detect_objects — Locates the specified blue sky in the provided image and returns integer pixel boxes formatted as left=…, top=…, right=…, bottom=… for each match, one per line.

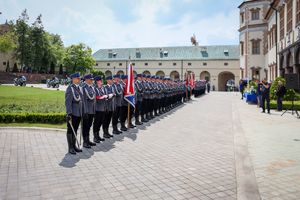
left=0, top=0, right=241, bottom=52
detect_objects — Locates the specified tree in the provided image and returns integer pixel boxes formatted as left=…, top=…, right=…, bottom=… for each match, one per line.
left=63, top=43, right=95, bottom=74
left=15, top=9, right=32, bottom=69
left=0, top=31, right=17, bottom=53
left=30, top=14, right=47, bottom=73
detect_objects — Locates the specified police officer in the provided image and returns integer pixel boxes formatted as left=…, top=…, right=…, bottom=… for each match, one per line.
left=82, top=74, right=96, bottom=148
left=103, top=76, right=115, bottom=138
left=65, top=72, right=83, bottom=154
left=134, top=74, right=143, bottom=125
left=93, top=76, right=107, bottom=143
left=120, top=75, right=128, bottom=131
left=141, top=74, right=149, bottom=122
left=112, top=74, right=123, bottom=134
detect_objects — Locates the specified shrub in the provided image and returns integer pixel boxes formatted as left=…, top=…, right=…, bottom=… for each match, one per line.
left=270, top=77, right=300, bottom=101
left=0, top=113, right=66, bottom=124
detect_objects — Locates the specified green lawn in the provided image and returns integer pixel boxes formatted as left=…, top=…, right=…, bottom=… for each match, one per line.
left=0, top=85, right=65, bottom=113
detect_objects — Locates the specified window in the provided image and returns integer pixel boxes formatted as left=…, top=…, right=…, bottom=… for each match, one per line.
left=113, top=53, right=117, bottom=58
left=224, top=63, right=228, bottom=66
left=240, top=12, right=244, bottom=23
left=96, top=63, right=98, bottom=66
left=107, top=63, right=110, bottom=66
left=240, top=42, right=244, bottom=55
left=173, top=63, right=177, bottom=66
left=145, top=63, right=148, bottom=66
left=251, top=10, right=260, bottom=20
left=287, top=0, right=293, bottom=33
left=3, top=62, right=6, bottom=65
left=188, top=63, right=192, bottom=66
left=132, top=63, right=135, bottom=66
left=159, top=63, right=162, bottom=66
left=280, top=7, right=285, bottom=39
left=252, top=40, right=261, bottom=55
left=136, top=51, right=141, bottom=58
left=203, top=62, right=207, bottom=66
left=108, top=52, right=112, bottom=58
left=119, top=63, right=122, bottom=66
left=297, top=0, right=300, bottom=25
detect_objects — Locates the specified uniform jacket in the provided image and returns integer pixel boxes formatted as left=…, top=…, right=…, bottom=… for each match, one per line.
left=65, top=84, right=83, bottom=117
left=81, top=83, right=96, bottom=114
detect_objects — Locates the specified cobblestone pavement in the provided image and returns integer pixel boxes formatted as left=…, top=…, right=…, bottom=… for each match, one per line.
left=236, top=96, right=300, bottom=200
left=0, top=92, right=299, bottom=200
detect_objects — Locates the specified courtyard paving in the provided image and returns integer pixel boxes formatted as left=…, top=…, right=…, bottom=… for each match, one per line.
left=0, top=92, right=299, bottom=200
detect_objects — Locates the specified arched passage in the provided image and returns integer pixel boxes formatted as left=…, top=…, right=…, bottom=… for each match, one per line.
left=105, top=70, right=112, bottom=77
left=117, top=70, right=125, bottom=75
left=156, top=70, right=165, bottom=78
left=133, top=70, right=137, bottom=77
left=218, top=71, right=235, bottom=91
left=200, top=71, right=210, bottom=81
left=170, top=70, right=180, bottom=80
left=143, top=70, right=151, bottom=75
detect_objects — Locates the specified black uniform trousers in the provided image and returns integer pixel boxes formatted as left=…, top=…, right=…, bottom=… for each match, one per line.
left=135, top=101, right=142, bottom=119
left=67, top=115, right=81, bottom=147
left=120, top=106, right=128, bottom=123
left=93, top=111, right=105, bottom=133
left=262, top=94, right=270, bottom=112
left=103, top=111, right=113, bottom=129
left=112, top=106, right=121, bottom=126
left=83, top=114, right=94, bottom=141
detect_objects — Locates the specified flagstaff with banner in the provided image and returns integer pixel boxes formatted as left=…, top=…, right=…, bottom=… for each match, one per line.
left=124, top=62, right=135, bottom=128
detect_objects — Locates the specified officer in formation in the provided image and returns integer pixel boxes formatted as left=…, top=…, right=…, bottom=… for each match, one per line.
left=65, top=72, right=189, bottom=155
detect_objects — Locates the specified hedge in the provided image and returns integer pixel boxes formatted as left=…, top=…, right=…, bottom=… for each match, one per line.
left=0, top=113, right=66, bottom=124
left=269, top=101, right=300, bottom=110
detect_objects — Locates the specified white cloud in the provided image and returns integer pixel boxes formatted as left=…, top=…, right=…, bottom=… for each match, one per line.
left=59, top=0, right=239, bottom=51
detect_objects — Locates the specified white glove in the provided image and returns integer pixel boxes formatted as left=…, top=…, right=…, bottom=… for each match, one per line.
left=101, top=95, right=108, bottom=99
left=108, top=94, right=114, bottom=99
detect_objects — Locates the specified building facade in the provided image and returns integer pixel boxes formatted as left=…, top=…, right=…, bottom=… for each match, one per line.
left=93, top=45, right=240, bottom=91
left=239, top=0, right=300, bottom=88
left=239, top=0, right=271, bottom=81
left=0, top=22, right=18, bottom=72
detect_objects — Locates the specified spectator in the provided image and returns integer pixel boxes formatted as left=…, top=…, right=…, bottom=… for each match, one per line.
left=261, top=78, right=271, bottom=114
left=207, top=81, right=211, bottom=93
left=256, top=80, right=262, bottom=108
left=239, top=79, right=244, bottom=100
left=275, top=81, right=286, bottom=111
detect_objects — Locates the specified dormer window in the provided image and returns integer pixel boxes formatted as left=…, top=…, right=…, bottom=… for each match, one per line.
left=163, top=51, right=168, bottom=57
left=136, top=49, right=141, bottom=58
left=224, top=50, right=229, bottom=56
left=112, top=52, right=117, bottom=58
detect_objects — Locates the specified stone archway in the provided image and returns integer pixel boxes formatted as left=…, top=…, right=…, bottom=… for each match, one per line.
left=133, top=70, right=137, bottom=77
left=143, top=70, right=151, bottom=75
left=200, top=71, right=210, bottom=81
left=156, top=70, right=165, bottom=78
left=170, top=70, right=180, bottom=80
left=105, top=70, right=112, bottom=77
left=117, top=70, right=125, bottom=75
left=218, top=71, right=235, bottom=91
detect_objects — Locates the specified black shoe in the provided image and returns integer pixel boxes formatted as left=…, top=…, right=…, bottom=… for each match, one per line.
left=141, top=118, right=148, bottom=122
left=129, top=123, right=136, bottom=128
left=99, top=137, right=105, bottom=142
left=83, top=142, right=91, bottom=148
left=74, top=146, right=82, bottom=152
left=121, top=123, right=128, bottom=131
left=94, top=138, right=100, bottom=143
left=268, top=111, right=270, bottom=114
left=113, top=130, right=121, bottom=135
left=89, top=140, right=96, bottom=146
left=135, top=120, right=143, bottom=125
left=261, top=111, right=265, bottom=113
left=69, top=149, right=76, bottom=154
left=103, top=133, right=111, bottom=138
